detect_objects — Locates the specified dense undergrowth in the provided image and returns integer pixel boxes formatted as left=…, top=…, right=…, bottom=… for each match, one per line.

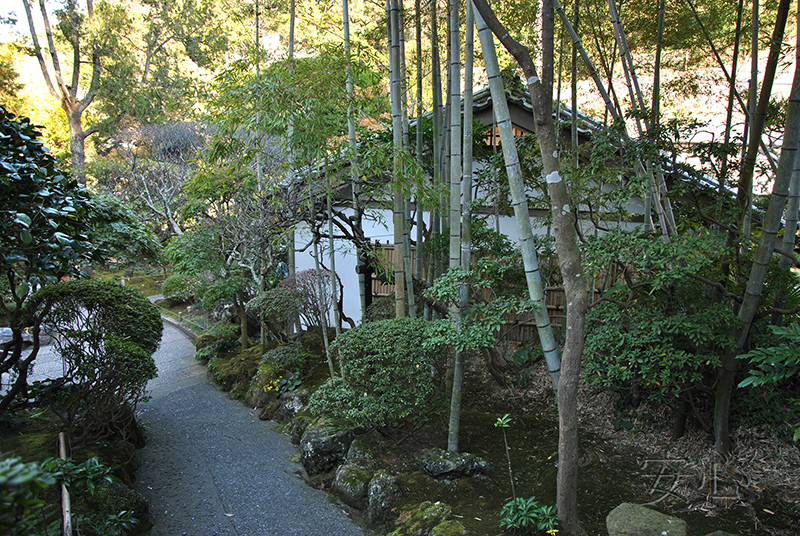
left=195, top=311, right=800, bottom=536
left=1, top=271, right=161, bottom=535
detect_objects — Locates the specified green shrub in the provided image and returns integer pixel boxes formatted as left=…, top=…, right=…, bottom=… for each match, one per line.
left=584, top=299, right=735, bottom=402
left=582, top=229, right=737, bottom=404
left=82, top=480, right=148, bottom=536
left=194, top=346, right=216, bottom=364
left=499, top=496, right=559, bottom=533
left=738, top=324, right=800, bottom=440
left=308, top=318, right=449, bottom=427
left=261, top=345, right=307, bottom=372
left=364, top=296, right=394, bottom=322
left=0, top=456, right=54, bottom=534
left=196, top=320, right=240, bottom=353
left=31, top=279, right=161, bottom=448
left=161, top=273, right=203, bottom=303
left=247, top=287, right=303, bottom=341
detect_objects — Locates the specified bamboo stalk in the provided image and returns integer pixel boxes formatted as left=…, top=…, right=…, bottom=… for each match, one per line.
left=59, top=432, right=72, bottom=536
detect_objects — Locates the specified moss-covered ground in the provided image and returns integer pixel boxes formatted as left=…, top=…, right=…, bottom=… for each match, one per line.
left=202, top=329, right=798, bottom=536
left=44, top=271, right=792, bottom=536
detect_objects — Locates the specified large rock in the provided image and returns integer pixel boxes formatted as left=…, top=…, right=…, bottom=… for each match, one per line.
left=0, top=327, right=35, bottom=346
left=344, top=433, right=380, bottom=471
left=299, top=418, right=354, bottom=475
left=607, top=503, right=688, bottom=536
left=387, top=501, right=465, bottom=536
left=244, top=370, right=280, bottom=415
left=421, top=447, right=492, bottom=480
left=274, top=389, right=308, bottom=422
left=333, top=463, right=373, bottom=509
left=368, top=470, right=400, bottom=523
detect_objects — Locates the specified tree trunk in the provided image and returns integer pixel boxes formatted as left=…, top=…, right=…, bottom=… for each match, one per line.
left=771, top=165, right=800, bottom=325
left=448, top=0, right=462, bottom=275
left=736, top=0, right=790, bottom=233
left=389, top=0, right=407, bottom=318
left=474, top=2, right=590, bottom=533
left=342, top=0, right=367, bottom=321
left=23, top=0, right=100, bottom=186
left=67, top=106, right=88, bottom=183
left=743, top=0, right=760, bottom=237
left=448, top=0, right=473, bottom=454
left=235, top=290, right=250, bottom=348
left=429, top=0, right=444, bottom=294
left=473, top=3, right=561, bottom=395
left=313, top=237, right=336, bottom=377
left=716, top=7, right=800, bottom=456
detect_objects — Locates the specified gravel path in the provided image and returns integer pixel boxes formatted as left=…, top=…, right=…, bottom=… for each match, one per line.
left=133, top=320, right=366, bottom=536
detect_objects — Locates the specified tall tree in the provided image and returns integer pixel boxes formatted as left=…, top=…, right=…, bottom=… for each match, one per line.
left=95, top=122, right=204, bottom=239
left=735, top=0, right=790, bottom=235
left=715, top=0, right=798, bottom=457
left=22, top=0, right=103, bottom=184
left=447, top=0, right=474, bottom=454
left=474, top=1, right=591, bottom=533
left=389, top=0, right=408, bottom=318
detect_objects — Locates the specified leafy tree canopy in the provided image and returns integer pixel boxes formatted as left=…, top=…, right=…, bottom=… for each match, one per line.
left=0, top=105, right=95, bottom=297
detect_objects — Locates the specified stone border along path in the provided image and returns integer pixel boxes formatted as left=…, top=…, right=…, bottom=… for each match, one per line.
left=134, top=318, right=367, bottom=535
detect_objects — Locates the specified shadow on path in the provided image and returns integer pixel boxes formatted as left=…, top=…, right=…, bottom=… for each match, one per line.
left=135, top=322, right=365, bottom=536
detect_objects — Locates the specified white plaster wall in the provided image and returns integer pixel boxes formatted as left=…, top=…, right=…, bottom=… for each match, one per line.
left=294, top=207, right=395, bottom=326
left=295, top=194, right=645, bottom=326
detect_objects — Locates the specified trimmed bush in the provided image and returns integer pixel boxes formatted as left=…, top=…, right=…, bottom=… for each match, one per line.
left=195, top=320, right=240, bottom=354
left=246, top=287, right=303, bottom=341
left=308, top=318, right=449, bottom=427
left=261, top=345, right=307, bottom=372
left=161, top=273, right=202, bottom=303
left=31, top=279, right=161, bottom=447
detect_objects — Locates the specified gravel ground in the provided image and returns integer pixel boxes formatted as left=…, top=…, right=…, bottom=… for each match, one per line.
left=133, top=320, right=366, bottom=536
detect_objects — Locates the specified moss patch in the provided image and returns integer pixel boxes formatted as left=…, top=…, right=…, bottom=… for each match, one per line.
left=206, top=345, right=261, bottom=399
left=387, top=501, right=464, bottom=536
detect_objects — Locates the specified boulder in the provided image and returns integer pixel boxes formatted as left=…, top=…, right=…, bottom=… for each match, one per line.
left=333, top=463, right=373, bottom=509
left=274, top=389, right=308, bottom=422
left=244, top=370, right=280, bottom=415
left=344, top=434, right=380, bottom=471
left=299, top=418, right=354, bottom=475
left=368, top=470, right=401, bottom=523
left=0, top=327, right=33, bottom=346
left=288, top=415, right=311, bottom=445
left=607, top=503, right=688, bottom=536
left=387, top=501, right=465, bottom=536
left=421, top=447, right=492, bottom=480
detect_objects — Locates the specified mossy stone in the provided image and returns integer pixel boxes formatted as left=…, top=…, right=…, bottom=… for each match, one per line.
left=388, top=501, right=454, bottom=536
left=333, top=463, right=373, bottom=509
left=430, top=519, right=467, bottom=536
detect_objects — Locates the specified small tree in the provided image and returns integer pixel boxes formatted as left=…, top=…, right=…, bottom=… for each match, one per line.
left=31, top=279, right=161, bottom=449
left=246, top=287, right=303, bottom=347
left=279, top=269, right=333, bottom=337
left=0, top=106, right=95, bottom=415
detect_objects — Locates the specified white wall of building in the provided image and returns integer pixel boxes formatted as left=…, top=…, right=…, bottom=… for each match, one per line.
left=294, top=197, right=644, bottom=326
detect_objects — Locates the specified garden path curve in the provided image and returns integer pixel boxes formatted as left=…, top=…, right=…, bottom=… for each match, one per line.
left=134, top=319, right=366, bottom=536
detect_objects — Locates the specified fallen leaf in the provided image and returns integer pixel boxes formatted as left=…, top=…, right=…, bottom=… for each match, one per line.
left=763, top=509, right=775, bottom=515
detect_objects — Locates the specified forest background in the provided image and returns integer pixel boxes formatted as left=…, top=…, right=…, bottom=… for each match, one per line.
left=1, top=0, right=799, bottom=535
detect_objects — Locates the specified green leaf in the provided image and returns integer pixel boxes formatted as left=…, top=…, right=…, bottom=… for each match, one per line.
left=14, top=213, right=31, bottom=226
left=20, top=229, right=32, bottom=244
